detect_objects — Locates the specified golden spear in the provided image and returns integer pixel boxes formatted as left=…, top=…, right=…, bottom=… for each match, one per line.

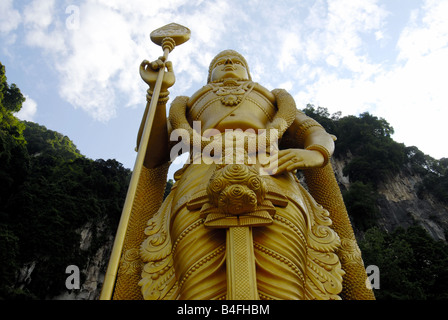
left=100, top=23, right=190, bottom=300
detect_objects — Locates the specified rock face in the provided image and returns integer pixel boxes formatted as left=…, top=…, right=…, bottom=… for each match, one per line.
left=332, top=156, right=448, bottom=241
left=16, top=261, right=37, bottom=291
left=375, top=167, right=448, bottom=241
left=51, top=219, right=115, bottom=300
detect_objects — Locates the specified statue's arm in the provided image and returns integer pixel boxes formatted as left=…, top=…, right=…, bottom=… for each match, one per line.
left=265, top=89, right=335, bottom=175
left=287, top=110, right=335, bottom=166
left=137, top=58, right=175, bottom=169
left=136, top=96, right=170, bottom=169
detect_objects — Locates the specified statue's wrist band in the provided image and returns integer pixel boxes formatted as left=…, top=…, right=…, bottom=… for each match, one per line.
left=146, top=89, right=170, bottom=105
left=305, top=144, right=331, bottom=167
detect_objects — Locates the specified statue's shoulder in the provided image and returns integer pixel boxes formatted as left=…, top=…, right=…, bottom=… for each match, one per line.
left=187, top=84, right=214, bottom=108
left=251, top=82, right=276, bottom=104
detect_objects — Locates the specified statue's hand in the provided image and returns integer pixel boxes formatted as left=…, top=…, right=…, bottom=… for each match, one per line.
left=263, top=148, right=325, bottom=175
left=140, top=56, right=175, bottom=92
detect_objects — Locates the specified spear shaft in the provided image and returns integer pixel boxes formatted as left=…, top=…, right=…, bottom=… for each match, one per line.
left=100, top=24, right=190, bottom=300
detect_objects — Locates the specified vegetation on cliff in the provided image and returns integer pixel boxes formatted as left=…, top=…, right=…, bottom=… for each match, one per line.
left=304, top=105, right=448, bottom=228
left=359, top=226, right=448, bottom=300
left=0, top=63, right=130, bottom=299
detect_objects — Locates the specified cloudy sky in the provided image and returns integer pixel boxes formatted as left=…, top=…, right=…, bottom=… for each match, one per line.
left=1, top=0, right=447, bottom=178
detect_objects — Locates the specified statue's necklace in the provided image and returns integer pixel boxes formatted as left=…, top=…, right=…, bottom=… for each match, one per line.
left=210, top=79, right=253, bottom=107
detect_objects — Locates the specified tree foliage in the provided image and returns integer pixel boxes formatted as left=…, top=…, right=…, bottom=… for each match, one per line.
left=164, top=179, right=174, bottom=200
left=8, top=156, right=130, bottom=299
left=360, top=226, right=448, bottom=300
left=304, top=104, right=448, bottom=234
left=0, top=62, right=131, bottom=299
left=0, top=128, right=131, bottom=298
left=0, top=63, right=26, bottom=138
left=342, top=181, right=379, bottom=232
left=304, top=104, right=406, bottom=187
left=414, top=155, right=448, bottom=203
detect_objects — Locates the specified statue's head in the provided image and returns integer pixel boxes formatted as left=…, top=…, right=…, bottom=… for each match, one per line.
left=207, top=50, right=252, bottom=83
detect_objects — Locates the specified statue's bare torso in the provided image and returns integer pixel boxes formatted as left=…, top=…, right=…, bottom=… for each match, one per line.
left=187, top=80, right=277, bottom=133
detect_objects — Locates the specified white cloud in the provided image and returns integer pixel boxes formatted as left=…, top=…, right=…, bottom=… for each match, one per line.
left=23, top=0, right=54, bottom=28
left=278, top=32, right=302, bottom=72
left=302, top=0, right=388, bottom=74
left=294, top=0, right=448, bottom=159
left=291, top=0, right=389, bottom=110
left=56, top=2, right=142, bottom=121
left=15, top=95, right=37, bottom=121
left=0, top=0, right=21, bottom=35
left=278, top=81, right=293, bottom=92
left=25, top=0, right=242, bottom=122
left=375, top=0, right=448, bottom=159
left=397, top=0, right=448, bottom=61
left=294, top=72, right=378, bottom=116
left=21, top=0, right=67, bottom=54
left=374, top=30, right=384, bottom=40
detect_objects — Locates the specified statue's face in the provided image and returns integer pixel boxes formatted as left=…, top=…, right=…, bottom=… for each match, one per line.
left=210, top=55, right=249, bottom=82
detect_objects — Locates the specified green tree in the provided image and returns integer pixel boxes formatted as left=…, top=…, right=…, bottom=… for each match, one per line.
left=416, top=156, right=448, bottom=204
left=164, top=179, right=174, bottom=200
left=0, top=63, right=131, bottom=298
left=23, top=121, right=82, bottom=160
left=360, top=226, right=448, bottom=300
left=4, top=146, right=130, bottom=298
left=10, top=154, right=130, bottom=298
left=0, top=63, right=26, bottom=139
left=336, top=113, right=406, bottom=186
left=304, top=106, right=408, bottom=228
left=342, top=181, right=379, bottom=231
left=304, top=106, right=407, bottom=186
left=0, top=64, right=25, bottom=113
left=0, top=62, right=29, bottom=298
left=303, top=104, right=339, bottom=135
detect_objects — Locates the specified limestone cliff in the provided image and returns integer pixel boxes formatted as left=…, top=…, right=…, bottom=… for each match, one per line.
left=52, top=219, right=114, bottom=300
left=332, top=156, right=448, bottom=241
left=375, top=166, right=448, bottom=241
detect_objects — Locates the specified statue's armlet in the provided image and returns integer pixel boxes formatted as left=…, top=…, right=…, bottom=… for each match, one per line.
left=284, top=111, right=335, bottom=166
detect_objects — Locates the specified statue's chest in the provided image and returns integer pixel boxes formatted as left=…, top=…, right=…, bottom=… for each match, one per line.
left=212, top=82, right=250, bottom=107
left=188, top=81, right=276, bottom=129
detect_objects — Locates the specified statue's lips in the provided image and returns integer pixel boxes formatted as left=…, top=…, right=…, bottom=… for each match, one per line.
left=223, top=66, right=236, bottom=71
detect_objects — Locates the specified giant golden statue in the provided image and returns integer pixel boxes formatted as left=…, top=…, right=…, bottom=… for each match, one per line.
left=101, top=24, right=375, bottom=301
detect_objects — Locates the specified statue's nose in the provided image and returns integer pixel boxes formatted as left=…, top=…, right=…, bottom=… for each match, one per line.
left=225, top=58, right=233, bottom=65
